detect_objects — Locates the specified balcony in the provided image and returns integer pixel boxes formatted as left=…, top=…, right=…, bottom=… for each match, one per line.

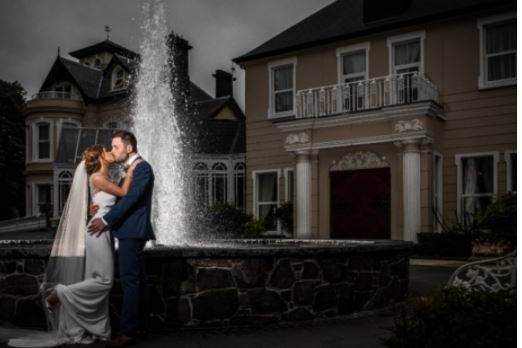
left=25, top=91, right=85, bottom=116
left=31, top=91, right=82, bottom=101
left=296, top=73, right=439, bottom=119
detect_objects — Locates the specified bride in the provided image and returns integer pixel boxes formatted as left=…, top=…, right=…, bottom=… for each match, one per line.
left=7, top=144, right=141, bottom=347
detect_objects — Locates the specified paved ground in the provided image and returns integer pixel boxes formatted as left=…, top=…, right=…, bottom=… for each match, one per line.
left=0, top=262, right=458, bottom=348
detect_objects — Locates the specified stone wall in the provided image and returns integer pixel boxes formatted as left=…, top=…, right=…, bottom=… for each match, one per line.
left=0, top=240, right=411, bottom=329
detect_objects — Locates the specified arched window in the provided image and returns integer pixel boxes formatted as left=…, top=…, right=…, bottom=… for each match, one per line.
left=58, top=171, right=73, bottom=213
left=193, top=162, right=209, bottom=206
left=111, top=67, right=126, bottom=90
left=234, top=162, right=245, bottom=210
left=211, top=163, right=227, bottom=205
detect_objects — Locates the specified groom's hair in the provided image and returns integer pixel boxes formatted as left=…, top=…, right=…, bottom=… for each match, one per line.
left=112, top=130, right=138, bottom=153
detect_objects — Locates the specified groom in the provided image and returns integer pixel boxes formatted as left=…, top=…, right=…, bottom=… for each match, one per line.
left=88, top=130, right=155, bottom=346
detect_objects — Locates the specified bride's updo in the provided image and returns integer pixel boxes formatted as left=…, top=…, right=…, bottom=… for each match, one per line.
left=83, top=145, right=105, bottom=175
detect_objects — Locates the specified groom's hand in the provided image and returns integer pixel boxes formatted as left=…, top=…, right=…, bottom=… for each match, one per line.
left=88, top=218, right=107, bottom=238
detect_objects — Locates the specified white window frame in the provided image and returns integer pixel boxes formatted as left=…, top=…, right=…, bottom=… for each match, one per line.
left=268, top=57, right=297, bottom=118
left=211, top=162, right=228, bottom=205
left=194, top=162, right=210, bottom=206
left=432, top=152, right=443, bottom=232
left=477, top=12, right=516, bottom=89
left=54, top=169, right=73, bottom=217
left=31, top=180, right=53, bottom=217
left=336, top=42, right=370, bottom=84
left=111, top=66, right=126, bottom=91
left=505, top=150, right=516, bottom=193
left=252, top=169, right=281, bottom=233
left=455, top=151, right=499, bottom=219
left=234, top=162, right=246, bottom=210
left=387, top=30, right=425, bottom=75
left=284, top=167, right=294, bottom=202
left=31, top=120, right=54, bottom=162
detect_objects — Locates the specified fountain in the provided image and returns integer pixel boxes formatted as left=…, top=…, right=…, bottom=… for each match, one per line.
left=0, top=0, right=413, bottom=329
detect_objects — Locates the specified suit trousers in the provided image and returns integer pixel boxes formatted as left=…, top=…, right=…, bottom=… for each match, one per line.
left=118, top=238, right=148, bottom=336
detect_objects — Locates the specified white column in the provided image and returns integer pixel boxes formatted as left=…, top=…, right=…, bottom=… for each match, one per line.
left=396, top=140, right=421, bottom=242
left=295, top=150, right=313, bottom=239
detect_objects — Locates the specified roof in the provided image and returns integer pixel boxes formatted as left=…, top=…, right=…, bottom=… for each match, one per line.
left=40, top=57, right=103, bottom=100
left=233, top=0, right=515, bottom=64
left=69, top=39, right=139, bottom=60
left=191, top=120, right=245, bottom=154
left=195, top=96, right=245, bottom=120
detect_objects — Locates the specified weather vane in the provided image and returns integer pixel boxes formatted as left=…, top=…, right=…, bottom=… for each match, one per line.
left=104, top=25, right=111, bottom=40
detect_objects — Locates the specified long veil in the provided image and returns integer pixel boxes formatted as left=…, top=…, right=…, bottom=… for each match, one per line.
left=5, top=160, right=89, bottom=347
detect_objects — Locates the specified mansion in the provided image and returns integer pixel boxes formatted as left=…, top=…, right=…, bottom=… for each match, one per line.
left=24, top=36, right=245, bottom=220
left=233, top=0, right=516, bottom=241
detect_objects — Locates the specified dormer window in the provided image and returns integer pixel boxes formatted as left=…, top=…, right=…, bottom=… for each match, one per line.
left=111, top=67, right=126, bottom=91
left=94, top=58, right=102, bottom=68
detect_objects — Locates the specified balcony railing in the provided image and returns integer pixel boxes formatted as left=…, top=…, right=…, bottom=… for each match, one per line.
left=31, top=91, right=82, bottom=101
left=296, top=73, right=439, bottom=119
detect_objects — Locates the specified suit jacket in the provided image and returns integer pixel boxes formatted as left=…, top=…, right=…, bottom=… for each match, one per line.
left=104, top=160, right=155, bottom=240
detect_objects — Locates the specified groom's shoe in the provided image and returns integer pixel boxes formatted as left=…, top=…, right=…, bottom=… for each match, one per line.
left=105, top=335, right=136, bottom=347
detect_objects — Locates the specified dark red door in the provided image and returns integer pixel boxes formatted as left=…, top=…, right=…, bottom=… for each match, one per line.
left=330, top=167, right=391, bottom=239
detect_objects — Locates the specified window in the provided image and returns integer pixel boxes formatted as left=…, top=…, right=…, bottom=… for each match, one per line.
left=111, top=67, right=126, bottom=90
left=268, top=57, right=296, bottom=118
left=432, top=153, right=443, bottom=232
left=211, top=163, right=227, bottom=205
left=234, top=162, right=245, bottom=210
left=36, top=184, right=53, bottom=216
left=94, top=58, right=102, bottom=68
left=387, top=31, right=425, bottom=75
left=54, top=83, right=72, bottom=96
left=35, top=122, right=51, bottom=160
left=58, top=171, right=73, bottom=213
left=478, top=13, right=516, bottom=88
left=456, top=153, right=498, bottom=223
left=194, top=162, right=209, bottom=206
left=254, top=170, right=280, bottom=231
left=505, top=151, right=516, bottom=193
left=284, top=168, right=294, bottom=203
left=337, top=43, right=369, bottom=83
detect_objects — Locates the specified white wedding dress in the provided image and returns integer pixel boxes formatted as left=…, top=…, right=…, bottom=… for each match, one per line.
left=5, top=172, right=116, bottom=347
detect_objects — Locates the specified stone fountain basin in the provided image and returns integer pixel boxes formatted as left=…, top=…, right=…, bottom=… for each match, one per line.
left=0, top=238, right=413, bottom=328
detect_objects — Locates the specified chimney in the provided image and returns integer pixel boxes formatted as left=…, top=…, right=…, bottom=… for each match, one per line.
left=213, top=69, right=234, bottom=98
left=167, top=32, right=192, bottom=80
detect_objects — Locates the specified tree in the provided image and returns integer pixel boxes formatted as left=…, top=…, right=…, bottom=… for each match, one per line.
left=0, top=79, right=26, bottom=219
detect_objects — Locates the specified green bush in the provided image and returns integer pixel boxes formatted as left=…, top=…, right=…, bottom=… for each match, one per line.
left=383, top=287, right=516, bottom=348
left=205, top=203, right=266, bottom=238
left=474, top=192, right=516, bottom=245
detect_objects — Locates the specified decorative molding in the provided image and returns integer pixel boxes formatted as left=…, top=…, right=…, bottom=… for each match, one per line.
left=394, top=119, right=424, bottom=133
left=285, top=132, right=310, bottom=145
left=330, top=151, right=389, bottom=171
left=275, top=101, right=445, bottom=132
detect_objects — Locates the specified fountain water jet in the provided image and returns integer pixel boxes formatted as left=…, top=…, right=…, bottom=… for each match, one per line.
left=130, top=0, right=190, bottom=245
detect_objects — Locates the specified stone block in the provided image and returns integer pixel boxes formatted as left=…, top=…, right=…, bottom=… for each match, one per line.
left=14, top=296, right=47, bottom=328
left=0, top=274, right=39, bottom=296
left=192, top=289, right=239, bottom=321
left=196, top=268, right=234, bottom=291
left=293, top=280, right=320, bottom=306
left=313, top=285, right=338, bottom=312
left=269, top=259, right=295, bottom=289
left=248, top=289, right=287, bottom=314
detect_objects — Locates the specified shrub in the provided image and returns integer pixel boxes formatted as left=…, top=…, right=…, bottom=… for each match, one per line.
left=275, top=202, right=293, bottom=234
left=383, top=287, right=516, bottom=348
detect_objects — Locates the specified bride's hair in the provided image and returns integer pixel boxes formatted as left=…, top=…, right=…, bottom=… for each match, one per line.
left=83, top=145, right=105, bottom=175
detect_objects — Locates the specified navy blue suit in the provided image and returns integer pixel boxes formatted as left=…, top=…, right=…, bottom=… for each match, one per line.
left=103, top=159, right=155, bottom=336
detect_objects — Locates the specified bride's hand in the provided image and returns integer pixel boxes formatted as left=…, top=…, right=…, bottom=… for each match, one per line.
left=127, top=159, right=143, bottom=175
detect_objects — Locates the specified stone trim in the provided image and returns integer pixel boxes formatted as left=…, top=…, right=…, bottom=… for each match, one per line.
left=330, top=151, right=389, bottom=171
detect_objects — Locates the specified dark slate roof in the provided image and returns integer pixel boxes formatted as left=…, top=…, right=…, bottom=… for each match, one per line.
left=233, top=0, right=515, bottom=63
left=190, top=83, right=213, bottom=102
left=195, top=96, right=244, bottom=120
left=69, top=39, right=139, bottom=60
left=193, top=120, right=245, bottom=154
left=190, top=96, right=245, bottom=154
left=40, top=57, right=103, bottom=100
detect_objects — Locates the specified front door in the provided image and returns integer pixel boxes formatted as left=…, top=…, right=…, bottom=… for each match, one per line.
left=330, top=167, right=391, bottom=239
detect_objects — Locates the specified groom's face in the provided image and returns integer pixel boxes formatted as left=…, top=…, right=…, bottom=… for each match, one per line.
left=111, top=137, right=133, bottom=163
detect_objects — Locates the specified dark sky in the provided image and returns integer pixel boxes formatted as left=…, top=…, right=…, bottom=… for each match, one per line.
left=0, top=0, right=334, bottom=108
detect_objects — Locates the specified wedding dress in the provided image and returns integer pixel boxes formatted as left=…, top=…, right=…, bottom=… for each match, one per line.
left=5, top=164, right=116, bottom=347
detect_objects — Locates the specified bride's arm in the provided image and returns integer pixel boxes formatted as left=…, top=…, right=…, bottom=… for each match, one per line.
left=92, top=160, right=142, bottom=197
